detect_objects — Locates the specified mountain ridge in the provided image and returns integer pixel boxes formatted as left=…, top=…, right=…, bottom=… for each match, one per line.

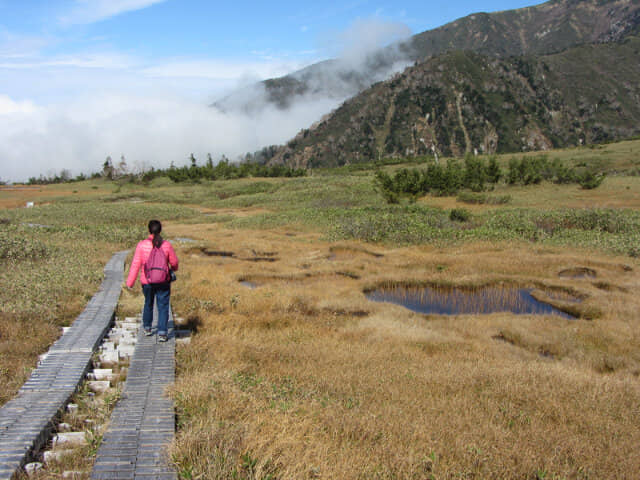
left=215, top=0, right=640, bottom=114
left=267, top=34, right=640, bottom=167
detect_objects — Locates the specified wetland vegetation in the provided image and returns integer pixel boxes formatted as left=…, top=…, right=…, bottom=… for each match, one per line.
left=1, top=139, right=639, bottom=478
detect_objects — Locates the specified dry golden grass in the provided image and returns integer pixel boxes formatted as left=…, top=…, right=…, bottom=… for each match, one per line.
left=0, top=182, right=111, bottom=209
left=422, top=176, right=640, bottom=211
left=168, top=223, right=640, bottom=479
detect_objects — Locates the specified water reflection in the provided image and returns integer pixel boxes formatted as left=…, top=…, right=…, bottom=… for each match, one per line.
left=366, top=285, right=574, bottom=319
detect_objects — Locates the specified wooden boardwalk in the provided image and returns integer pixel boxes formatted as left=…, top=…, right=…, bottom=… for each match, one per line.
left=0, top=251, right=129, bottom=479
left=90, top=305, right=177, bottom=480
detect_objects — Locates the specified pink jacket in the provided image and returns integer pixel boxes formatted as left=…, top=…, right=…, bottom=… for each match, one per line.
left=126, top=235, right=179, bottom=288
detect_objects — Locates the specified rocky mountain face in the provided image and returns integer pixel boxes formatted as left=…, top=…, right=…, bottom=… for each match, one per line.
left=268, top=35, right=640, bottom=167
left=215, top=0, right=640, bottom=113
left=402, top=0, right=640, bottom=59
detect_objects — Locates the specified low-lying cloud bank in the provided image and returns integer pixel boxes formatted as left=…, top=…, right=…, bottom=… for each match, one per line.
left=0, top=91, right=341, bottom=182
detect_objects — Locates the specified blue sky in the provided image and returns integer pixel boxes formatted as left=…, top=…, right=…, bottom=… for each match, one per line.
left=1, top=0, right=544, bottom=102
left=0, top=0, right=544, bottom=181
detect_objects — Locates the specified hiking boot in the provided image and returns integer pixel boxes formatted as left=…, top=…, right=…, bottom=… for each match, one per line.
left=158, top=334, right=168, bottom=342
left=144, top=328, right=153, bottom=336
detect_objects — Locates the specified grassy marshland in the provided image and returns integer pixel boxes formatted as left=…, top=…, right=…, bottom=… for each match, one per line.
left=1, top=140, right=639, bottom=478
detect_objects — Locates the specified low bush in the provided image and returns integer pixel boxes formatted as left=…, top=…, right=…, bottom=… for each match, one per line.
left=507, top=155, right=578, bottom=185
left=578, top=170, right=606, bottom=189
left=450, top=208, right=471, bottom=222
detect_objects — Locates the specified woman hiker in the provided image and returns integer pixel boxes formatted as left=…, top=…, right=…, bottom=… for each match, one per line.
left=126, top=219, right=179, bottom=342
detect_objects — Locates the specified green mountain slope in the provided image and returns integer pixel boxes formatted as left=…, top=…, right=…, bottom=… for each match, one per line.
left=268, top=35, right=640, bottom=167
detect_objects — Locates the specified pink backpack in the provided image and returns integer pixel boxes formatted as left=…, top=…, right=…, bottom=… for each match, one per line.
left=144, top=242, right=169, bottom=284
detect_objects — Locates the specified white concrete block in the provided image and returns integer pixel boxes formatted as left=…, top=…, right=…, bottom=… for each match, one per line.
left=119, top=336, right=137, bottom=346
left=44, top=449, right=74, bottom=463
left=62, top=327, right=71, bottom=334
left=107, top=330, right=124, bottom=341
left=87, top=381, right=111, bottom=393
left=92, top=369, right=113, bottom=381
left=62, top=471, right=83, bottom=479
left=120, top=322, right=138, bottom=331
left=66, top=404, right=78, bottom=414
left=111, top=331, right=136, bottom=343
left=117, top=345, right=135, bottom=359
left=124, top=317, right=140, bottom=322
left=53, top=432, right=86, bottom=448
left=99, top=350, right=119, bottom=365
left=101, top=341, right=116, bottom=351
left=24, top=462, right=43, bottom=476
left=58, top=422, right=72, bottom=432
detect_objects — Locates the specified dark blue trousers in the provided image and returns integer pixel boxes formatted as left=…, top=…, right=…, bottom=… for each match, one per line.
left=142, top=283, right=170, bottom=335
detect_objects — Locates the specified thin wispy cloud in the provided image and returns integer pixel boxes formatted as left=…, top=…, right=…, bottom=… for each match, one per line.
left=323, top=17, right=412, bottom=59
left=142, top=58, right=309, bottom=81
left=0, top=29, right=50, bottom=59
left=59, top=0, right=167, bottom=25
left=0, top=52, right=136, bottom=70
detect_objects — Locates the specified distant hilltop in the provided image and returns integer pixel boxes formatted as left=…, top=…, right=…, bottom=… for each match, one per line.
left=214, top=0, right=640, bottom=116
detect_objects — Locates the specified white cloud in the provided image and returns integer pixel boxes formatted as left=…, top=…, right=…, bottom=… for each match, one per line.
left=0, top=29, right=51, bottom=60
left=0, top=50, right=316, bottom=106
left=0, top=95, right=37, bottom=115
left=339, top=17, right=411, bottom=58
left=0, top=91, right=340, bottom=182
left=59, top=0, right=168, bottom=25
left=321, top=16, right=412, bottom=59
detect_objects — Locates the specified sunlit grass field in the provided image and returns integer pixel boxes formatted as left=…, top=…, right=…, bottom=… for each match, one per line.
left=1, top=140, right=639, bottom=478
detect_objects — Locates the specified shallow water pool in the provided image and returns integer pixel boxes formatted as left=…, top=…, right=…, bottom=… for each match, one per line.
left=365, top=284, right=575, bottom=319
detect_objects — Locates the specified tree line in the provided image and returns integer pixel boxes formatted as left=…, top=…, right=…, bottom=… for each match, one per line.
left=26, top=152, right=304, bottom=185
left=374, top=154, right=605, bottom=203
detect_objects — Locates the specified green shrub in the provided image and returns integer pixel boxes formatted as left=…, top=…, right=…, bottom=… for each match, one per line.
left=507, top=155, right=579, bottom=185
left=578, top=170, right=606, bottom=189
left=373, top=170, right=399, bottom=204
left=485, top=156, right=502, bottom=183
left=450, top=208, right=471, bottom=222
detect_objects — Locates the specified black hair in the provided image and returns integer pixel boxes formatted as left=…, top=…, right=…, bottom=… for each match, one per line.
left=148, top=219, right=163, bottom=248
